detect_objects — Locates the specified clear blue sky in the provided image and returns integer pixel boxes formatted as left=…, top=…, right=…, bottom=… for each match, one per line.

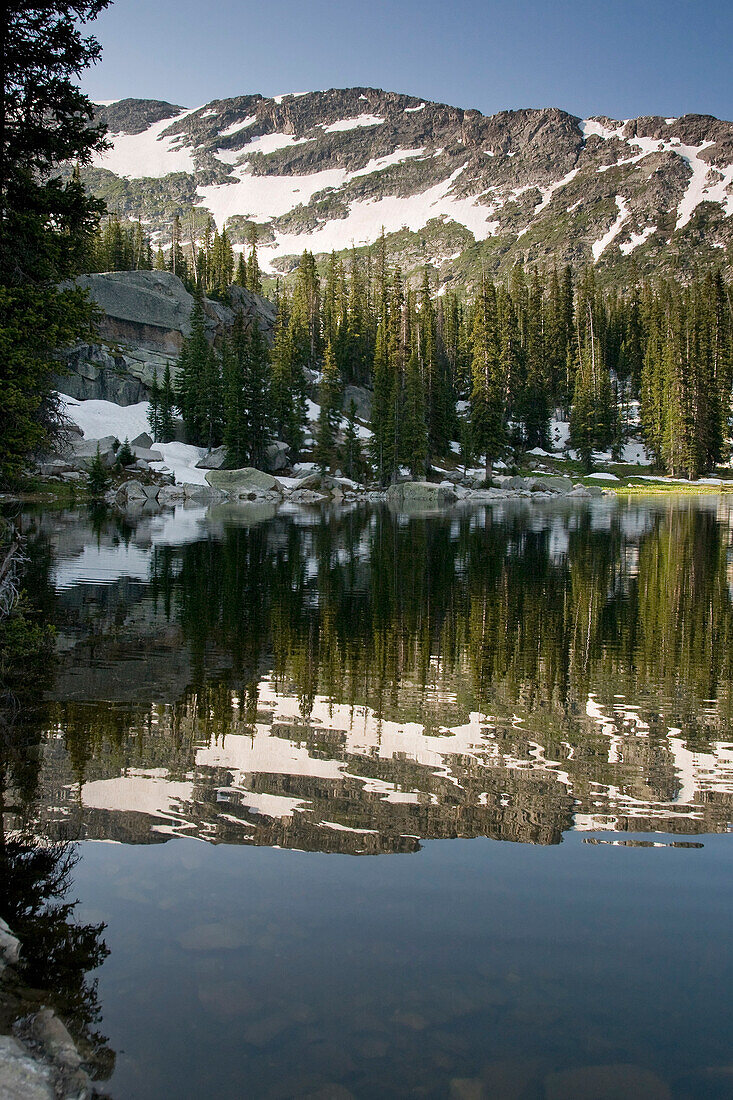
left=81, top=0, right=733, bottom=121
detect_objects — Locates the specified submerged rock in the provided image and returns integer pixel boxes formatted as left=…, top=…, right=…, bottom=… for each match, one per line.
left=0, top=1035, right=55, bottom=1100
left=544, top=1064, right=670, bottom=1100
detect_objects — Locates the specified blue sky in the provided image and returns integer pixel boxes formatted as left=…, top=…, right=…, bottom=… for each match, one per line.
left=81, top=0, right=732, bottom=121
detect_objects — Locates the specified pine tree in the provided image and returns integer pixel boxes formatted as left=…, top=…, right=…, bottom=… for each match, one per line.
left=402, top=342, right=428, bottom=477
left=0, top=0, right=109, bottom=487
left=159, top=362, right=176, bottom=443
left=270, top=290, right=306, bottom=456
left=147, top=368, right=161, bottom=441
left=315, top=341, right=342, bottom=472
left=341, top=400, right=364, bottom=482
left=177, top=289, right=221, bottom=446
left=246, top=224, right=262, bottom=294
left=86, top=446, right=110, bottom=498
left=470, top=275, right=505, bottom=481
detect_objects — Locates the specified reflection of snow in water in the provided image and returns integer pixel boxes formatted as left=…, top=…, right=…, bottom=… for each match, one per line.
left=67, top=676, right=733, bottom=845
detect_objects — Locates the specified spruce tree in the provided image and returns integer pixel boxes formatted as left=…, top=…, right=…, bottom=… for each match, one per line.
left=402, top=343, right=428, bottom=477
left=341, top=400, right=364, bottom=482
left=315, top=341, right=342, bottom=472
left=246, top=224, right=262, bottom=294
left=0, top=0, right=109, bottom=487
left=470, top=275, right=505, bottom=481
left=159, top=362, right=176, bottom=443
left=147, top=368, right=161, bottom=441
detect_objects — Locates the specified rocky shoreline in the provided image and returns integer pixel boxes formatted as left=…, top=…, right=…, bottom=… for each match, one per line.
left=0, top=919, right=104, bottom=1100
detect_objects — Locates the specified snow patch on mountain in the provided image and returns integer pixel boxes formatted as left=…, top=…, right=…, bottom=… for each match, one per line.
left=93, top=109, right=198, bottom=178
left=534, top=168, right=579, bottom=214
left=592, top=195, right=630, bottom=261
left=323, top=114, right=385, bottom=132
left=197, top=165, right=351, bottom=226
left=257, top=165, right=500, bottom=269
left=219, top=116, right=257, bottom=137
left=619, top=225, right=656, bottom=254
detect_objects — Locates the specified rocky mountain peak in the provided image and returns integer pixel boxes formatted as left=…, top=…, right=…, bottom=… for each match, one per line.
left=83, top=87, right=733, bottom=290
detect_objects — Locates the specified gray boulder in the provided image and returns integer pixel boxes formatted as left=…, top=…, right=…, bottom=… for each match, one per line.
left=131, top=432, right=153, bottom=449
left=264, top=440, right=290, bottom=472
left=157, top=485, right=186, bottom=504
left=0, top=916, right=21, bottom=971
left=386, top=481, right=457, bottom=507
left=205, top=468, right=282, bottom=494
left=343, top=384, right=372, bottom=421
left=115, top=479, right=147, bottom=506
left=132, top=446, right=163, bottom=462
left=71, top=434, right=117, bottom=458
left=529, top=475, right=573, bottom=493
left=195, top=446, right=228, bottom=470
left=295, top=471, right=322, bottom=490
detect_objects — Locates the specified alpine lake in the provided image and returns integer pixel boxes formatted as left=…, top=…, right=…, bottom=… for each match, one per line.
left=4, top=493, right=733, bottom=1100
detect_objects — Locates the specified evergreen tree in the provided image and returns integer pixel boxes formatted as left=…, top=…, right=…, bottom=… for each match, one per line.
left=246, top=224, right=262, bottom=294
left=341, top=400, right=364, bottom=482
left=315, top=341, right=342, bottom=472
left=147, top=368, right=161, bottom=441
left=177, top=289, right=222, bottom=447
left=159, top=362, right=176, bottom=443
left=470, top=275, right=505, bottom=480
left=270, top=290, right=306, bottom=456
left=0, top=0, right=109, bottom=487
left=86, top=445, right=110, bottom=498
left=402, top=342, right=428, bottom=477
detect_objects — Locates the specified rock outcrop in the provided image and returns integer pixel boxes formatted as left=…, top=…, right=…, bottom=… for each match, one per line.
left=55, top=271, right=276, bottom=406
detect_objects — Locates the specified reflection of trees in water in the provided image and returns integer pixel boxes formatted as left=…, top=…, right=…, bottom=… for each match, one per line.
left=145, top=503, right=733, bottom=739
left=0, top=838, right=114, bottom=1081
left=20, top=500, right=733, bottom=848
left=0, top=527, right=114, bottom=1081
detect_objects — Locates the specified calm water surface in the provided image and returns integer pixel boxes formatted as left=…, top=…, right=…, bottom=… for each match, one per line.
left=6, top=496, right=733, bottom=1099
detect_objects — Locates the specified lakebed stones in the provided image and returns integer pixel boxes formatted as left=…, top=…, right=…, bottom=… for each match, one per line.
left=544, top=1064, right=670, bottom=1100
left=0, top=1035, right=55, bottom=1100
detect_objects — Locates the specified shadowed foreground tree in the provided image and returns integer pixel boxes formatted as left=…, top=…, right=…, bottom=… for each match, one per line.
left=0, top=0, right=110, bottom=487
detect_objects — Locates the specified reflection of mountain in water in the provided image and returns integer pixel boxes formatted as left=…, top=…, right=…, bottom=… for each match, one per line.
left=16, top=496, right=733, bottom=852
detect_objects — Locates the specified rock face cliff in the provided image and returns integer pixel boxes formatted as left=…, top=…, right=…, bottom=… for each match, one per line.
left=77, top=88, right=733, bottom=290
left=54, top=270, right=275, bottom=404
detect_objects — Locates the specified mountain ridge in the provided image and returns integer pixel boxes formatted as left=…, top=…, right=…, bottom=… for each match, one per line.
left=80, top=87, right=733, bottom=289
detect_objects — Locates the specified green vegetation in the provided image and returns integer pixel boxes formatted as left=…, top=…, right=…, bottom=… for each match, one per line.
left=0, top=0, right=110, bottom=489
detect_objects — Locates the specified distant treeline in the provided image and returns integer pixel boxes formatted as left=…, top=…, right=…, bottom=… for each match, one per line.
left=96, top=218, right=733, bottom=481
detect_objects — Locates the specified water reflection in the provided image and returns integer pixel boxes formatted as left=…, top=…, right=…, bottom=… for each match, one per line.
left=13, top=496, right=733, bottom=851
left=0, top=543, right=113, bottom=1082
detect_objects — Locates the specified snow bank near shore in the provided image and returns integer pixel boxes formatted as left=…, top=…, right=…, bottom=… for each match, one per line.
left=60, top=395, right=209, bottom=485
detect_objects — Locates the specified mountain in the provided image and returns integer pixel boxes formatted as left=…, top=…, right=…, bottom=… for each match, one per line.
left=83, top=88, right=733, bottom=288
